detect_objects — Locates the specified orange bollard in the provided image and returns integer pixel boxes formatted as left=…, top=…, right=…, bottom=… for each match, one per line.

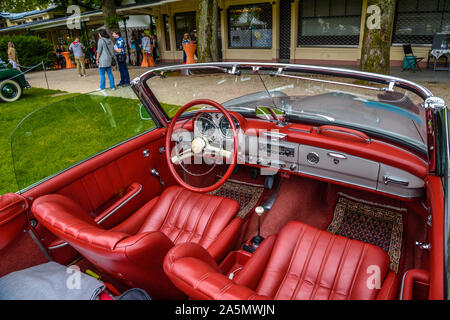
left=182, top=43, right=197, bottom=64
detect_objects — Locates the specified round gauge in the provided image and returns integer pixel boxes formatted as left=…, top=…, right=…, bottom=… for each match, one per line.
left=196, top=113, right=215, bottom=136
left=219, top=116, right=240, bottom=137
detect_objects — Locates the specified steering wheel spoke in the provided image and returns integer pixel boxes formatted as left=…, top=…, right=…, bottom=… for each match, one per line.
left=171, top=148, right=194, bottom=164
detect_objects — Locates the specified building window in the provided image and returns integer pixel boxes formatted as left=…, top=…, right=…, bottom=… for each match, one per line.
left=228, top=3, right=273, bottom=49
left=174, top=12, right=196, bottom=50
left=298, top=0, right=362, bottom=46
left=392, top=0, right=450, bottom=45
left=163, top=15, right=171, bottom=51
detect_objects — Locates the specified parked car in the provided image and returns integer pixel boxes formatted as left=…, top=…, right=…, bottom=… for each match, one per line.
left=0, top=59, right=30, bottom=102
left=0, top=63, right=448, bottom=301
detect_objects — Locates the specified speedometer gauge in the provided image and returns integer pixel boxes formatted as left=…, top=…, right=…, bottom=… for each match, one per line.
left=219, top=116, right=240, bottom=137
left=196, top=113, right=215, bottom=136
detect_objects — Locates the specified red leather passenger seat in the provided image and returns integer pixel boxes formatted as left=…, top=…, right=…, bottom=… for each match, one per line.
left=164, top=221, right=398, bottom=300
left=31, top=186, right=242, bottom=299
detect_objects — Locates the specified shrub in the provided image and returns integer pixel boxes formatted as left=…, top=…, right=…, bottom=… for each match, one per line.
left=0, top=35, right=56, bottom=70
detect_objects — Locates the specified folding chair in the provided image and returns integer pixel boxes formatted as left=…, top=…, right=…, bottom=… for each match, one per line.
left=402, top=44, right=423, bottom=72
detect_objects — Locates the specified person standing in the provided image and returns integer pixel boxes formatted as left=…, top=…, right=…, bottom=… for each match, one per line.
left=96, top=30, right=116, bottom=90
left=69, top=37, right=87, bottom=77
left=181, top=33, right=191, bottom=64
left=7, top=42, right=20, bottom=70
left=140, top=30, right=154, bottom=66
left=151, top=34, right=159, bottom=62
left=112, top=30, right=130, bottom=86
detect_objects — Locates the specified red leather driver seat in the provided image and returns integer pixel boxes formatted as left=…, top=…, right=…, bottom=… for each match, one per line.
left=164, top=221, right=399, bottom=300
left=31, top=186, right=242, bottom=299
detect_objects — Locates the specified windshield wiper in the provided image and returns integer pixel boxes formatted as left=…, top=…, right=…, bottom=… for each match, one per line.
left=269, top=70, right=396, bottom=93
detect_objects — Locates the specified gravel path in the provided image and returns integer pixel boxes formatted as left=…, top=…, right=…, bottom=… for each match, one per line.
left=25, top=64, right=449, bottom=103
left=25, top=65, right=156, bottom=94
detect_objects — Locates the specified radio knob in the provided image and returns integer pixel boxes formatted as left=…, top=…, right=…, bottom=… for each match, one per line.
left=290, top=164, right=297, bottom=171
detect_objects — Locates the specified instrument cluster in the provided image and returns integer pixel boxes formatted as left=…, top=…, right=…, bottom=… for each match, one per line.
left=195, top=112, right=240, bottom=138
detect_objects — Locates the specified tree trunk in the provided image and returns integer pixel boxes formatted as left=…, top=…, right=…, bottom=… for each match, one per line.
left=102, top=0, right=119, bottom=35
left=360, top=0, right=396, bottom=75
left=196, top=0, right=219, bottom=62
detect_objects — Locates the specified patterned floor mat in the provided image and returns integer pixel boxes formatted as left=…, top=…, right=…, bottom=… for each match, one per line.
left=209, top=179, right=264, bottom=219
left=327, top=196, right=403, bottom=272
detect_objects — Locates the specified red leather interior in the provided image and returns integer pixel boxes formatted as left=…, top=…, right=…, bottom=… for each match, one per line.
left=0, top=193, right=29, bottom=253
left=425, top=176, right=444, bottom=300
left=31, top=185, right=241, bottom=299
left=164, top=221, right=397, bottom=300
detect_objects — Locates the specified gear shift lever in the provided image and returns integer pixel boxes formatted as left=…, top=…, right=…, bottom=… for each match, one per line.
left=251, top=206, right=265, bottom=248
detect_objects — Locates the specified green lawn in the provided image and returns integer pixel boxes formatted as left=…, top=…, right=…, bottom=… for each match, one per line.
left=1, top=89, right=79, bottom=194
left=1, top=88, right=163, bottom=193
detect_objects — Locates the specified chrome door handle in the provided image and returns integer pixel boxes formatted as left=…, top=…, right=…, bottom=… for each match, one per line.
left=327, top=152, right=347, bottom=159
left=151, top=168, right=166, bottom=185
left=383, top=175, right=409, bottom=186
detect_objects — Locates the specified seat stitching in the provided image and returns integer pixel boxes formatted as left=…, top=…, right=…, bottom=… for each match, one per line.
left=193, top=271, right=214, bottom=290
left=289, top=229, right=322, bottom=300
left=328, top=237, right=351, bottom=300
left=197, top=197, right=224, bottom=245
left=310, top=233, right=336, bottom=300
left=347, top=243, right=368, bottom=299
left=159, top=188, right=184, bottom=233
left=172, top=191, right=199, bottom=244
left=216, top=282, right=234, bottom=300
left=186, top=195, right=213, bottom=243
left=273, top=225, right=306, bottom=299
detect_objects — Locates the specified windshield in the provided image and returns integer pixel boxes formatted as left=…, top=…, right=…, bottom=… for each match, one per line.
left=11, top=86, right=155, bottom=191
left=145, top=65, right=427, bottom=154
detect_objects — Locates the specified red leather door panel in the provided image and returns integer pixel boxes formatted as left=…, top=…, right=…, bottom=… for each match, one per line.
left=23, top=128, right=176, bottom=260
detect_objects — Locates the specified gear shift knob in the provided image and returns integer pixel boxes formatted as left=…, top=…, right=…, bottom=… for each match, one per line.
left=255, top=206, right=264, bottom=216
left=251, top=206, right=265, bottom=248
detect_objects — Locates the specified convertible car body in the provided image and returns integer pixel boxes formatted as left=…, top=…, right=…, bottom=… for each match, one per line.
left=0, top=63, right=448, bottom=300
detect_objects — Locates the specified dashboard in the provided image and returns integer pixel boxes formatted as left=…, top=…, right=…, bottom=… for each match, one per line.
left=193, top=112, right=426, bottom=199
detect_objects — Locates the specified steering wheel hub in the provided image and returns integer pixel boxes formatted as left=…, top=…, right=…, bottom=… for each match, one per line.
left=191, top=137, right=206, bottom=154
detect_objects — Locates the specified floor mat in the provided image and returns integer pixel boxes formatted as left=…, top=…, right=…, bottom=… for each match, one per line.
left=209, top=179, right=264, bottom=219
left=327, top=196, right=403, bottom=272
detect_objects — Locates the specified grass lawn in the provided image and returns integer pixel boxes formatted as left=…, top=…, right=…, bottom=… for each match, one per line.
left=1, top=88, right=79, bottom=194
left=1, top=88, right=165, bottom=193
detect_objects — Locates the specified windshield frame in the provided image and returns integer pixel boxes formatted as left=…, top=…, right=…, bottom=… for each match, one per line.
left=138, top=62, right=434, bottom=155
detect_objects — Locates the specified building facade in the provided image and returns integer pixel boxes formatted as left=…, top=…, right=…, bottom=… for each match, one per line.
left=153, top=0, right=449, bottom=66
left=1, top=0, right=449, bottom=67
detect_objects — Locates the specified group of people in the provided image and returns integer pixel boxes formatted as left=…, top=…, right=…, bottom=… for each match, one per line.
left=63, top=29, right=159, bottom=90
left=130, top=30, right=159, bottom=66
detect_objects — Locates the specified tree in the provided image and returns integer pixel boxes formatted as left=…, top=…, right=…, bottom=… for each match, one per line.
left=360, top=0, right=397, bottom=75
left=196, top=0, right=219, bottom=63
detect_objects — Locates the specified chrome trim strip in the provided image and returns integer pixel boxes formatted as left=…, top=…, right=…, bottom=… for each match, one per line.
left=399, top=270, right=409, bottom=300
left=48, top=242, right=69, bottom=250
left=140, top=62, right=434, bottom=99
left=96, top=184, right=143, bottom=224
left=48, top=184, right=143, bottom=250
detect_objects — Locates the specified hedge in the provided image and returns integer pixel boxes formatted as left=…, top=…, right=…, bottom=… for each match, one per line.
left=0, top=35, right=56, bottom=69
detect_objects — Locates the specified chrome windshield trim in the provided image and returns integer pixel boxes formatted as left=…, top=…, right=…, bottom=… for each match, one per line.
left=140, top=62, right=434, bottom=100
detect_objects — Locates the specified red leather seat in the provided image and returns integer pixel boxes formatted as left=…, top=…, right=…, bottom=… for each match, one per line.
left=31, top=186, right=242, bottom=299
left=164, top=221, right=398, bottom=300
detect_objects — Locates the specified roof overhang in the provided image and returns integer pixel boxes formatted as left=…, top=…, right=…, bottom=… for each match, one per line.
left=0, top=0, right=180, bottom=33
